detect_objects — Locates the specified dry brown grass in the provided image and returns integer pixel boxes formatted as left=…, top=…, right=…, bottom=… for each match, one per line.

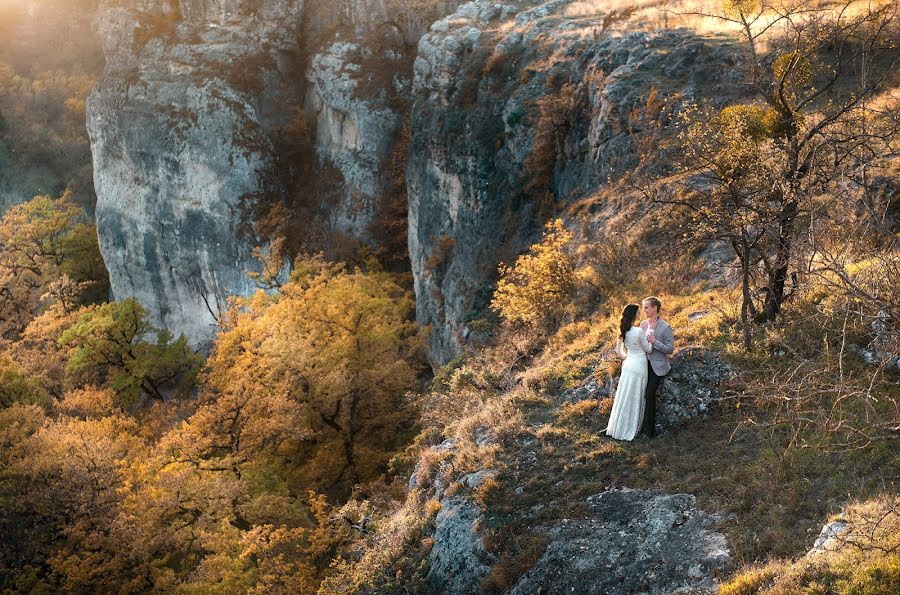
left=521, top=285, right=738, bottom=393
left=720, top=496, right=900, bottom=594
left=480, top=530, right=550, bottom=594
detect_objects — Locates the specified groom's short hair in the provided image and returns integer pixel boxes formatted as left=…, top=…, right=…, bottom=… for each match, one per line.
left=642, top=296, right=662, bottom=311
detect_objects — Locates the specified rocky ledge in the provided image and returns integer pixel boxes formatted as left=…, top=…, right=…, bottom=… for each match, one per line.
left=509, top=488, right=731, bottom=595
left=563, top=347, right=735, bottom=434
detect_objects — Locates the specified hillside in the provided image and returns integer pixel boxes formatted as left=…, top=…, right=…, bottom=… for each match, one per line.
left=0, top=0, right=897, bottom=593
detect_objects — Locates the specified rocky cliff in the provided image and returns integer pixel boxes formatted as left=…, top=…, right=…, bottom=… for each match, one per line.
left=87, top=0, right=307, bottom=347
left=408, top=0, right=740, bottom=365
left=87, top=0, right=455, bottom=346
left=87, top=0, right=738, bottom=354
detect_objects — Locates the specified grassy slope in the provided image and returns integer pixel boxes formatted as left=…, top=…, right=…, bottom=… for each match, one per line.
left=421, top=285, right=898, bottom=593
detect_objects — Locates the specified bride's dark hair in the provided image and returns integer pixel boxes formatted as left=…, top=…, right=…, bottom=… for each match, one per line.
left=619, top=304, right=640, bottom=340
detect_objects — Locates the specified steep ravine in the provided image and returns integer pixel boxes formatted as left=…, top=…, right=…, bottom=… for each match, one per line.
left=87, top=0, right=460, bottom=347
left=408, top=0, right=740, bottom=365
left=88, top=0, right=737, bottom=357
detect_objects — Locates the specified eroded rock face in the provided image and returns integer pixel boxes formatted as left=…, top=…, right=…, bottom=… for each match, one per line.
left=302, top=0, right=465, bottom=46
left=508, top=488, right=731, bottom=594
left=88, top=0, right=306, bottom=348
left=88, top=0, right=469, bottom=346
left=302, top=1, right=466, bottom=246
left=304, top=39, right=405, bottom=240
left=410, top=435, right=498, bottom=594
left=428, top=496, right=494, bottom=592
left=408, top=0, right=740, bottom=365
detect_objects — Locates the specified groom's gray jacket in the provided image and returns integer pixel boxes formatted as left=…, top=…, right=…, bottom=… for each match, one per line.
left=646, top=318, right=674, bottom=376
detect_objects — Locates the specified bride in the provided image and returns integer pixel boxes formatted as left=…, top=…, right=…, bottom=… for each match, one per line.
left=605, top=304, right=653, bottom=441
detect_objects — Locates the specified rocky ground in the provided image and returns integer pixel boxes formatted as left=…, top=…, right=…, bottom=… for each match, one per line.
left=418, top=348, right=738, bottom=594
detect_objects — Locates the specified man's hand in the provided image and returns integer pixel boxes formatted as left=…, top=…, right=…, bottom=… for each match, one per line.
left=647, top=333, right=656, bottom=344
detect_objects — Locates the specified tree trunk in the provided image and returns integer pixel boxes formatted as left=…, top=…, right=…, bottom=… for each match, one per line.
left=740, top=250, right=754, bottom=351
left=342, top=388, right=361, bottom=485
left=765, top=198, right=798, bottom=321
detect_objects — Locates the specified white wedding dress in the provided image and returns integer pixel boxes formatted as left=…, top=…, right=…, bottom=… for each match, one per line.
left=605, top=327, right=653, bottom=441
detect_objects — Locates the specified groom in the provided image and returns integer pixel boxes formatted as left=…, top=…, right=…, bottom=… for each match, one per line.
left=640, top=296, right=674, bottom=438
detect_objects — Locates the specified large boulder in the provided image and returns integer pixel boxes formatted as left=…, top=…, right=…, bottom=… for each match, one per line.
left=508, top=488, right=731, bottom=594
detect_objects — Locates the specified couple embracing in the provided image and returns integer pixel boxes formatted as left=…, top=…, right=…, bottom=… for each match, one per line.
left=605, top=297, right=674, bottom=441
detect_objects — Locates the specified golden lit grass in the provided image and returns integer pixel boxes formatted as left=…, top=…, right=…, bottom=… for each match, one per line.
left=562, top=0, right=773, bottom=39
left=560, top=0, right=898, bottom=45
left=386, top=264, right=896, bottom=591
left=522, top=285, right=738, bottom=393
left=317, top=487, right=438, bottom=593
left=459, top=277, right=896, bottom=582
left=720, top=496, right=900, bottom=594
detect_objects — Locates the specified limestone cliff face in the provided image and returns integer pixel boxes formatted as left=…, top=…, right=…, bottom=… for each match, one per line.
left=88, top=0, right=306, bottom=348
left=408, top=0, right=739, bottom=365
left=302, top=1, right=464, bottom=243
left=87, top=0, right=460, bottom=347
left=88, top=0, right=737, bottom=359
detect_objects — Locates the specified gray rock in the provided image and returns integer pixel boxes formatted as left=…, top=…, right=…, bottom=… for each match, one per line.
left=508, top=488, right=731, bottom=594
left=427, top=497, right=494, bottom=593
left=655, top=348, right=734, bottom=433
left=88, top=0, right=307, bottom=349
left=410, top=434, right=496, bottom=594
left=807, top=519, right=849, bottom=556
left=305, top=40, right=403, bottom=238
left=561, top=374, right=613, bottom=402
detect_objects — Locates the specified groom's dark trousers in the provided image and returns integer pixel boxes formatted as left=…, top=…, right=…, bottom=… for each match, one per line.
left=642, top=362, right=664, bottom=437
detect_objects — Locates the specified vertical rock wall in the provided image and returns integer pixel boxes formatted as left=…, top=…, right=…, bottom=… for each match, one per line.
left=408, top=0, right=740, bottom=365
left=88, top=0, right=305, bottom=348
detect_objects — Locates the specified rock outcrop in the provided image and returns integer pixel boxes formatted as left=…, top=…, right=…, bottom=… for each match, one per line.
left=408, top=0, right=741, bottom=365
left=304, top=39, right=405, bottom=240
left=410, top=436, right=498, bottom=592
left=509, top=488, right=730, bottom=594
left=87, top=0, right=466, bottom=347
left=87, top=0, right=307, bottom=348
left=416, top=435, right=731, bottom=594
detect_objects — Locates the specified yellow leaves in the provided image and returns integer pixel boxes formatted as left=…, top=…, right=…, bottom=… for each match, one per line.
left=718, top=104, right=776, bottom=142
left=64, top=95, right=86, bottom=115
left=772, top=51, right=814, bottom=108
left=0, top=403, right=47, bottom=454
left=723, top=0, right=758, bottom=18
left=0, top=192, right=107, bottom=337
left=57, top=386, right=119, bottom=419
left=773, top=51, right=813, bottom=89
left=204, top=255, right=421, bottom=490
left=247, top=237, right=289, bottom=290
left=491, top=219, right=577, bottom=327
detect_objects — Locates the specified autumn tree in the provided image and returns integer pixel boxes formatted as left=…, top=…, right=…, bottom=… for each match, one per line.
left=0, top=192, right=108, bottom=338
left=0, top=397, right=144, bottom=592
left=654, top=0, right=899, bottom=346
left=73, top=256, right=424, bottom=591
left=0, top=356, right=51, bottom=410
left=58, top=298, right=202, bottom=406
left=3, top=305, right=84, bottom=399
left=491, top=219, right=577, bottom=329
left=206, top=254, right=422, bottom=492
